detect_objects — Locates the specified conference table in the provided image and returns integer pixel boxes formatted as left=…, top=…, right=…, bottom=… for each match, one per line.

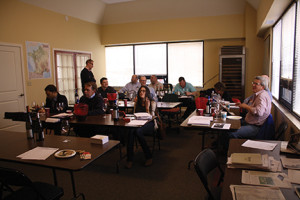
left=0, top=130, right=120, bottom=199
left=221, top=139, right=299, bottom=200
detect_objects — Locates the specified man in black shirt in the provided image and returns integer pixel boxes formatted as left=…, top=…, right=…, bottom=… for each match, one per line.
left=97, top=77, right=116, bottom=99
left=80, top=59, right=96, bottom=93
left=214, top=82, right=233, bottom=102
left=44, top=85, right=68, bottom=113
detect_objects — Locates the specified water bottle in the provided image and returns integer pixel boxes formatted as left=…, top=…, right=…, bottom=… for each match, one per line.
left=75, top=88, right=79, bottom=104
left=36, top=113, right=45, bottom=141
left=112, top=103, right=119, bottom=121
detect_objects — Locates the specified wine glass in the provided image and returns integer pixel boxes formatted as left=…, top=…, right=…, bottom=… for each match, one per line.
left=31, top=101, right=36, bottom=110
left=60, top=102, right=64, bottom=112
left=56, top=103, right=61, bottom=113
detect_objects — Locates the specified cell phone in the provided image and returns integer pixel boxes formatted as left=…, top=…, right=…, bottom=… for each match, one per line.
left=295, top=187, right=300, bottom=198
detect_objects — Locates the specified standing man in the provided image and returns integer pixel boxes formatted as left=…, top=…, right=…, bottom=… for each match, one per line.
left=119, top=75, right=141, bottom=96
left=139, top=76, right=158, bottom=102
left=230, top=76, right=272, bottom=139
left=97, top=77, right=116, bottom=99
left=174, top=77, right=197, bottom=96
left=149, top=75, right=163, bottom=91
left=80, top=59, right=96, bottom=93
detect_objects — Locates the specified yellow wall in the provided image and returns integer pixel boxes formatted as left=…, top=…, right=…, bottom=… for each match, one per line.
left=0, top=0, right=104, bottom=106
left=257, top=0, right=274, bottom=34
left=244, top=3, right=264, bottom=98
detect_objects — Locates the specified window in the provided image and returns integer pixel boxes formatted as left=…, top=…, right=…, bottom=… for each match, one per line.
left=105, top=41, right=204, bottom=87
left=54, top=50, right=91, bottom=104
left=271, top=1, right=300, bottom=117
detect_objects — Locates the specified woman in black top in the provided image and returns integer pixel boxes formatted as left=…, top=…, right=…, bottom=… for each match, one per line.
left=126, top=86, right=156, bottom=168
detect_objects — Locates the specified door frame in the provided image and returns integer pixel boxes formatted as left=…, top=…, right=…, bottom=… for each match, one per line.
left=0, top=42, right=27, bottom=110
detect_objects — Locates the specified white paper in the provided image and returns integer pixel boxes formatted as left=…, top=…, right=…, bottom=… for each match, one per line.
left=187, top=116, right=213, bottom=125
left=242, top=140, right=277, bottom=151
left=211, top=123, right=231, bottom=129
left=281, top=156, right=300, bottom=169
left=127, top=120, right=148, bottom=126
left=288, top=169, right=300, bottom=184
left=134, top=112, right=152, bottom=120
left=45, top=118, right=60, bottom=123
left=51, top=113, right=73, bottom=118
left=17, top=147, right=59, bottom=160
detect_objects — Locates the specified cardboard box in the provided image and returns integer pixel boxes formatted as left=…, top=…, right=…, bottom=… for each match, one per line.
left=90, top=135, right=109, bottom=145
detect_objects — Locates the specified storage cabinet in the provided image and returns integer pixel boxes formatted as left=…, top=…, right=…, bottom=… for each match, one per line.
left=219, top=46, right=245, bottom=101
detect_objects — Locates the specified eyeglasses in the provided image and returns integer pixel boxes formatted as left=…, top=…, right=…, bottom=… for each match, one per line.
left=140, top=90, right=146, bottom=92
left=252, top=82, right=261, bottom=86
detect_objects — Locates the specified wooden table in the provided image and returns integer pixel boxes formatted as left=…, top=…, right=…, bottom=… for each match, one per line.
left=221, top=139, right=299, bottom=200
left=156, top=102, right=182, bottom=109
left=0, top=130, right=120, bottom=199
left=180, top=110, right=241, bottom=130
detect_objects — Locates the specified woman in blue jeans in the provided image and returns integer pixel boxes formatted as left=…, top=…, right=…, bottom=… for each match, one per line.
left=126, top=86, right=156, bottom=169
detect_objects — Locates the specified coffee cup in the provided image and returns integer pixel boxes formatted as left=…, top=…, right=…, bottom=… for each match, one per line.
left=45, top=107, right=50, bottom=116
left=197, top=109, right=204, bottom=116
left=221, top=111, right=227, bottom=121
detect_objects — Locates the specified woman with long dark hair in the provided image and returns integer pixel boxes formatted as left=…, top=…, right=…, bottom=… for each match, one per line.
left=126, top=86, right=156, bottom=168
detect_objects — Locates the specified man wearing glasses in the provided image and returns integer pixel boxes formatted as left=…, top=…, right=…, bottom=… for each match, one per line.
left=229, top=76, right=272, bottom=139
left=80, top=59, right=96, bottom=93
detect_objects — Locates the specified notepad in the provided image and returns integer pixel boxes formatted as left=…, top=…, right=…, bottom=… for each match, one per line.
left=231, top=153, right=262, bottom=165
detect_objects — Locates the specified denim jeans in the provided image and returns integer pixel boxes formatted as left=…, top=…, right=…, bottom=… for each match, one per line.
left=127, top=121, right=154, bottom=161
left=229, top=123, right=261, bottom=139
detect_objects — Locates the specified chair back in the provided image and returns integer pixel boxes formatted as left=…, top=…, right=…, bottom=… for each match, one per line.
left=163, top=83, right=173, bottom=92
left=0, top=167, right=32, bottom=187
left=255, top=114, right=275, bottom=140
left=195, top=97, right=208, bottom=110
left=162, top=93, right=178, bottom=102
left=275, top=121, right=288, bottom=140
left=194, top=149, right=224, bottom=200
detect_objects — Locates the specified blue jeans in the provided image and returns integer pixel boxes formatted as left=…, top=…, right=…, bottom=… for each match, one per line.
left=229, top=123, right=261, bottom=139
left=127, top=121, right=154, bottom=161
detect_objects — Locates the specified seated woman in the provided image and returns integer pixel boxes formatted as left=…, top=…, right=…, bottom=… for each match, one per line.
left=214, top=82, right=233, bottom=102
left=126, top=86, right=156, bottom=169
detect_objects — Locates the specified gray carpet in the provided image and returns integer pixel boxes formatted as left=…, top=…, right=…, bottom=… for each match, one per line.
left=0, top=127, right=225, bottom=200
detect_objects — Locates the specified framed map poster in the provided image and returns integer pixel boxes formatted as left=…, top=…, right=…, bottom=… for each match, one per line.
left=26, top=41, right=51, bottom=79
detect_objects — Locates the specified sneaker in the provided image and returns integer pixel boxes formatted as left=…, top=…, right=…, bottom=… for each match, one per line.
left=144, top=159, right=153, bottom=167
left=126, top=161, right=133, bottom=169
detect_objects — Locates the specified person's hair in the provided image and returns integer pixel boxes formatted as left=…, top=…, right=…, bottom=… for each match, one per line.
left=44, top=84, right=57, bottom=92
left=178, top=77, right=185, bottom=82
left=214, top=82, right=226, bottom=92
left=255, top=76, right=268, bottom=90
left=100, top=77, right=107, bottom=84
left=86, top=59, right=93, bottom=65
left=84, top=82, right=98, bottom=91
left=137, top=86, right=152, bottom=105
left=139, top=75, right=146, bottom=80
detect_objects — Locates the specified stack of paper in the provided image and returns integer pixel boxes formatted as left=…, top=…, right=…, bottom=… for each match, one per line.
left=187, top=116, right=213, bottom=126
left=51, top=113, right=73, bottom=118
left=17, top=147, right=59, bottom=160
left=241, top=170, right=292, bottom=188
left=230, top=185, right=286, bottom=200
left=134, top=112, right=152, bottom=120
left=45, top=118, right=60, bottom=123
left=90, top=135, right=109, bottom=145
left=227, top=153, right=281, bottom=172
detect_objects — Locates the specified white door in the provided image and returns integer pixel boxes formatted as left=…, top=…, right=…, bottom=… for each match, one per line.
left=0, top=44, right=26, bottom=132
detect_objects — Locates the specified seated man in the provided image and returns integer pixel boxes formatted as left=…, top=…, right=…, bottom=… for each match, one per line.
left=44, top=84, right=68, bottom=113
left=97, top=77, right=116, bottom=99
left=174, top=77, right=197, bottom=119
left=214, top=82, right=233, bottom=102
left=74, top=82, right=105, bottom=137
left=229, top=76, right=271, bottom=139
left=118, top=75, right=141, bottom=97
left=149, top=75, right=163, bottom=91
left=139, top=76, right=158, bottom=102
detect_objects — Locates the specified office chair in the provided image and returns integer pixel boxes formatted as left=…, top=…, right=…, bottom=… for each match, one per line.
left=275, top=121, right=288, bottom=141
left=255, top=114, right=275, bottom=140
left=192, top=148, right=224, bottom=200
left=0, top=167, right=64, bottom=200
left=160, top=94, right=181, bottom=128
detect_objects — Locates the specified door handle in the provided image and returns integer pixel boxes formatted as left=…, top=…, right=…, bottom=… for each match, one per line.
left=19, top=93, right=24, bottom=97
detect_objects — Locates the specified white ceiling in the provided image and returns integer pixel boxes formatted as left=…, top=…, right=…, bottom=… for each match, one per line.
left=20, top=0, right=261, bottom=25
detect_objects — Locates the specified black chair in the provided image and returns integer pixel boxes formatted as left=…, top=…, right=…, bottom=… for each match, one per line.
left=255, top=114, right=275, bottom=140
left=163, top=83, right=173, bottom=92
left=0, top=167, right=64, bottom=200
left=275, top=121, right=288, bottom=141
left=192, top=149, right=224, bottom=200
left=160, top=94, right=181, bottom=128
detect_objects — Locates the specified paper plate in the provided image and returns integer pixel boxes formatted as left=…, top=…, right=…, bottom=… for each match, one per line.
left=227, top=116, right=242, bottom=120
left=54, top=149, right=76, bottom=158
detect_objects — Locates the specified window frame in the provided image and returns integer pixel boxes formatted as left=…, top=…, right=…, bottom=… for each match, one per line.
left=105, top=40, right=204, bottom=87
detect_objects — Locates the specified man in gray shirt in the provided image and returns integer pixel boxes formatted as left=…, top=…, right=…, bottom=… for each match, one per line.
left=119, top=75, right=141, bottom=96
left=139, top=76, right=158, bottom=102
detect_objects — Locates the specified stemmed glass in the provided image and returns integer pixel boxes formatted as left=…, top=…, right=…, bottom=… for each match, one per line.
left=32, top=101, right=36, bottom=111
left=60, top=102, right=64, bottom=112
left=56, top=103, right=61, bottom=113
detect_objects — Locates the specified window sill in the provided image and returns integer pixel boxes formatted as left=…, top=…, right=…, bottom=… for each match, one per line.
left=272, top=99, right=300, bottom=132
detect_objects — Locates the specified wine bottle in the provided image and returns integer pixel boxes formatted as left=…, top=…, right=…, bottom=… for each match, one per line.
left=26, top=106, right=34, bottom=139
left=75, top=88, right=79, bottom=104
left=112, top=102, right=119, bottom=121
left=206, top=96, right=211, bottom=114
left=36, top=113, right=45, bottom=141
